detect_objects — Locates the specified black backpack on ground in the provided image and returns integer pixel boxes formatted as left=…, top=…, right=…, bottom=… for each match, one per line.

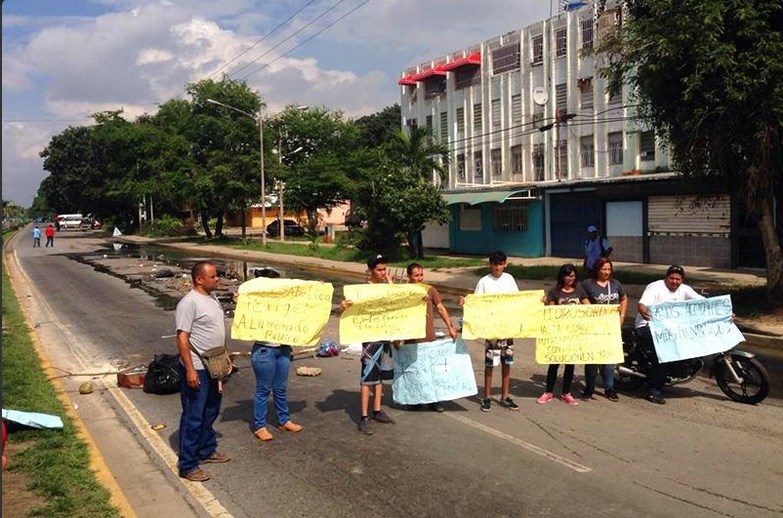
left=143, top=353, right=182, bottom=394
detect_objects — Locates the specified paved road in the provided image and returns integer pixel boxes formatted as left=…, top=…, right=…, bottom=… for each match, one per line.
left=9, top=230, right=783, bottom=517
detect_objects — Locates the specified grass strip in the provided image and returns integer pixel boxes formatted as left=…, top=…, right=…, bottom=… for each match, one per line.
left=2, top=238, right=120, bottom=517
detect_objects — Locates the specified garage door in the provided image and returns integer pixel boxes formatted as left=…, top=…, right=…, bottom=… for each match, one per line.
left=549, top=191, right=600, bottom=258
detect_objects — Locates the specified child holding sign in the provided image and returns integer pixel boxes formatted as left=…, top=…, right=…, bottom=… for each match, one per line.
left=537, top=264, right=590, bottom=406
left=462, top=251, right=520, bottom=412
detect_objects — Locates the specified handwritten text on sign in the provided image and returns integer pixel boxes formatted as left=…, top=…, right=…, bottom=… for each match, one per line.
left=392, top=337, right=478, bottom=405
left=535, top=305, right=623, bottom=364
left=462, top=290, right=544, bottom=340
left=649, top=295, right=744, bottom=363
left=231, top=278, right=333, bottom=346
left=339, top=284, right=428, bottom=344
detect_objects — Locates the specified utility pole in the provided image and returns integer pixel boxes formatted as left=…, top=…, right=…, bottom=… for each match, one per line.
left=540, top=110, right=576, bottom=182
left=278, top=128, right=285, bottom=241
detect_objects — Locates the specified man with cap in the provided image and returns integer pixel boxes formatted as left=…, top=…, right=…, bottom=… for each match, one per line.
left=583, top=225, right=612, bottom=277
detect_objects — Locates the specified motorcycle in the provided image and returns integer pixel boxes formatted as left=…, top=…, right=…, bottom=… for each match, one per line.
left=615, top=328, right=770, bottom=404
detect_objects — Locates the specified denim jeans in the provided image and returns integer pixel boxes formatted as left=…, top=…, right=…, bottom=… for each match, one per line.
left=584, top=363, right=615, bottom=394
left=251, top=344, right=292, bottom=431
left=178, top=365, right=222, bottom=474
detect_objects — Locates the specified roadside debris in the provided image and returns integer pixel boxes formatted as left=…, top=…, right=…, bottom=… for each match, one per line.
left=78, top=382, right=94, bottom=394
left=2, top=409, right=64, bottom=430
left=296, top=366, right=322, bottom=377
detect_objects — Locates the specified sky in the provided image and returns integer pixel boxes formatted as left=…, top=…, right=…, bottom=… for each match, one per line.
left=2, top=0, right=557, bottom=207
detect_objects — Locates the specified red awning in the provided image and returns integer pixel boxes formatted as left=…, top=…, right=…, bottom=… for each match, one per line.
left=441, top=52, right=481, bottom=71
left=398, top=75, right=417, bottom=85
left=410, top=65, right=447, bottom=82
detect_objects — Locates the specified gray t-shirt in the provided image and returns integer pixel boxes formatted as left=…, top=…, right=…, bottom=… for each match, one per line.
left=175, top=290, right=225, bottom=370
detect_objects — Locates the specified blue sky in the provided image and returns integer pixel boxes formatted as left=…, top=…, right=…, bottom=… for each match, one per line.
left=2, top=0, right=554, bottom=207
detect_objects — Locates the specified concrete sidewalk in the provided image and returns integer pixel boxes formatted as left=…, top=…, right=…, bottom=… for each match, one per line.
left=118, top=234, right=783, bottom=346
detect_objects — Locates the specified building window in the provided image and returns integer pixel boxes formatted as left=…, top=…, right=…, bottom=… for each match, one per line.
left=608, top=89, right=622, bottom=107
left=609, top=132, right=623, bottom=165
left=556, top=28, right=567, bottom=57
left=456, top=107, right=465, bottom=134
left=494, top=202, right=529, bottom=232
left=473, top=151, right=483, bottom=182
left=492, top=43, right=520, bottom=75
left=457, top=154, right=466, bottom=181
left=459, top=205, right=482, bottom=231
left=533, top=144, right=545, bottom=181
left=455, top=67, right=481, bottom=90
left=580, top=135, right=595, bottom=167
left=581, top=18, right=594, bottom=49
left=424, top=76, right=446, bottom=98
left=511, top=145, right=522, bottom=174
left=580, top=82, right=594, bottom=111
left=640, top=131, right=655, bottom=161
left=556, top=83, right=567, bottom=115
left=557, top=139, right=568, bottom=179
left=491, top=148, right=502, bottom=179
left=440, top=112, right=448, bottom=142
left=473, top=103, right=482, bottom=131
left=532, top=34, right=544, bottom=65
left=425, top=115, right=433, bottom=129
left=532, top=106, right=544, bottom=129
left=511, top=94, right=522, bottom=125
left=492, top=99, right=501, bottom=128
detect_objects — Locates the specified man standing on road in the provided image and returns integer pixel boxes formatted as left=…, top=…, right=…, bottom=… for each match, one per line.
left=406, top=263, right=458, bottom=412
left=32, top=226, right=41, bottom=247
left=175, top=261, right=231, bottom=482
left=583, top=225, right=612, bottom=277
left=44, top=224, right=55, bottom=247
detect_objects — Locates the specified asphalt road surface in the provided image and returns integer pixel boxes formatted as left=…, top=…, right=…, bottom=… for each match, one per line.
left=10, top=230, right=783, bottom=518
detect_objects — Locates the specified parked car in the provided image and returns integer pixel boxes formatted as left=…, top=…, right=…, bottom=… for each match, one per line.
left=57, top=214, right=88, bottom=230
left=266, top=219, right=305, bottom=237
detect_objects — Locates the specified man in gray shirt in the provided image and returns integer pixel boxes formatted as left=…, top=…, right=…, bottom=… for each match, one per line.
left=175, top=261, right=231, bottom=482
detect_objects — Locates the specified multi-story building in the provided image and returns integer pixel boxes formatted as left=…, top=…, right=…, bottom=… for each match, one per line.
left=399, top=1, right=759, bottom=268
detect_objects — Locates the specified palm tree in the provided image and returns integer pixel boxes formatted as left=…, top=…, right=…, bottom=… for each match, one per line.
left=385, top=126, right=451, bottom=258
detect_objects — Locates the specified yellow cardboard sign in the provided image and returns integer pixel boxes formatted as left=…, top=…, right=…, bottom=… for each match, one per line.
left=231, top=278, right=334, bottom=346
left=535, top=304, right=624, bottom=364
left=339, top=284, right=429, bottom=344
left=462, top=290, right=545, bottom=340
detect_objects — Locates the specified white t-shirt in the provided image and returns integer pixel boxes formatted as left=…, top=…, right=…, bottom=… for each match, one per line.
left=634, top=279, right=703, bottom=328
left=474, top=272, right=519, bottom=294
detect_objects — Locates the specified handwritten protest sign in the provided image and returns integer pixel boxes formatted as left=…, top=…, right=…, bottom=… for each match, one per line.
left=462, top=290, right=545, bottom=340
left=392, top=337, right=478, bottom=405
left=535, top=305, right=623, bottom=364
left=339, top=284, right=428, bottom=344
left=649, top=295, right=744, bottom=363
left=231, top=278, right=333, bottom=346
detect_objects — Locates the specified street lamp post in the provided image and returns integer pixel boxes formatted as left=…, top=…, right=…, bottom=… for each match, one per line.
left=273, top=107, right=307, bottom=241
left=206, top=98, right=268, bottom=246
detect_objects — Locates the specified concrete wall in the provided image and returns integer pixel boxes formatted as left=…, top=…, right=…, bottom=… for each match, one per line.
left=607, top=235, right=643, bottom=263
left=649, top=236, right=730, bottom=268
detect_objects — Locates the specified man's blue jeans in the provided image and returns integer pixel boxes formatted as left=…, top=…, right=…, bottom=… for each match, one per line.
left=178, top=366, right=222, bottom=474
left=251, top=344, right=292, bottom=431
left=584, top=363, right=615, bottom=394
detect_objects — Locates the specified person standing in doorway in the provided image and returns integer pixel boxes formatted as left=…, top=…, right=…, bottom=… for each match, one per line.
left=583, top=225, right=612, bottom=277
left=44, top=224, right=55, bottom=247
left=32, top=226, right=41, bottom=247
left=175, top=261, right=231, bottom=482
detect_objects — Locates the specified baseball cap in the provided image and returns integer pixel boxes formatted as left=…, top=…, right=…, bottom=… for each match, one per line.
left=587, top=225, right=598, bottom=232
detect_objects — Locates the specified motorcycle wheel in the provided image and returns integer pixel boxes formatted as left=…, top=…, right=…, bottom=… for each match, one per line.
left=714, top=356, right=769, bottom=404
left=614, top=366, right=645, bottom=391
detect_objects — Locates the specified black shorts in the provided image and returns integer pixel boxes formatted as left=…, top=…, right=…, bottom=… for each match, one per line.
left=360, top=341, right=393, bottom=386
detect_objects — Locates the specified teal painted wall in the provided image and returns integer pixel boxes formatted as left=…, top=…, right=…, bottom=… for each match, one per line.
left=449, top=202, right=544, bottom=256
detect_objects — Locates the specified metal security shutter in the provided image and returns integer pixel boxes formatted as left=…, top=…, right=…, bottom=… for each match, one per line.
left=648, top=195, right=730, bottom=236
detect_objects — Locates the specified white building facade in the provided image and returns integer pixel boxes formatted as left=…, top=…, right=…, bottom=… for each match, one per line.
left=399, top=1, right=752, bottom=268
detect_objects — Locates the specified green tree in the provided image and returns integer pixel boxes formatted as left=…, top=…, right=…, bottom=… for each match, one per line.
left=600, top=0, right=783, bottom=304
left=39, top=125, right=97, bottom=215
left=354, top=104, right=401, bottom=148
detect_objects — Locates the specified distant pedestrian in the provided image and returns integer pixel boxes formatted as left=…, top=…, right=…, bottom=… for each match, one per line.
left=32, top=226, right=41, bottom=247
left=405, top=262, right=458, bottom=412
left=44, top=224, right=55, bottom=247
left=175, top=261, right=231, bottom=482
left=537, top=264, right=589, bottom=406
left=583, top=224, right=612, bottom=277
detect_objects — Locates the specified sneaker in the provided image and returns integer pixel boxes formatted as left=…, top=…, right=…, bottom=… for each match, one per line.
left=580, top=391, right=596, bottom=401
left=645, top=393, right=666, bottom=405
left=536, top=392, right=554, bottom=404
left=480, top=398, right=491, bottom=412
left=372, top=409, right=395, bottom=424
left=180, top=468, right=210, bottom=482
left=278, top=421, right=303, bottom=433
left=500, top=397, right=520, bottom=411
left=203, top=451, right=231, bottom=463
left=429, top=402, right=445, bottom=413
left=560, top=394, right=579, bottom=406
left=605, top=389, right=620, bottom=402
left=358, top=416, right=374, bottom=435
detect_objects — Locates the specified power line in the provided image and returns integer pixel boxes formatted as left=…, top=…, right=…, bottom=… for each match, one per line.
left=204, top=0, right=319, bottom=81
left=229, top=0, right=351, bottom=79
left=236, top=0, right=370, bottom=81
